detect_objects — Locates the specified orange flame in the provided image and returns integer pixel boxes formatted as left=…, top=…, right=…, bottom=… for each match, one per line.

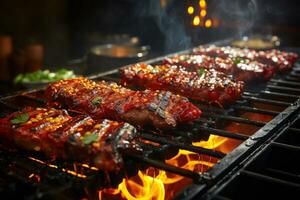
left=98, top=135, right=233, bottom=200
left=99, top=171, right=165, bottom=200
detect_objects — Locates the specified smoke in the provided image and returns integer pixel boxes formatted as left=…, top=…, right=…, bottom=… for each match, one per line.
left=135, top=0, right=191, bottom=52
left=217, top=0, right=259, bottom=37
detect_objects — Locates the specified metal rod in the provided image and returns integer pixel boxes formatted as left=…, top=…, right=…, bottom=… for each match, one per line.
left=260, top=90, right=299, bottom=99
left=272, top=142, right=300, bottom=151
left=195, top=118, right=216, bottom=125
left=242, top=170, right=300, bottom=189
left=266, top=167, right=300, bottom=181
left=127, top=153, right=204, bottom=182
left=243, top=91, right=259, bottom=97
left=270, top=79, right=300, bottom=87
left=287, top=127, right=300, bottom=134
left=232, top=105, right=279, bottom=116
left=140, top=133, right=226, bottom=158
left=285, top=76, right=300, bottom=82
left=242, top=96, right=291, bottom=107
left=290, top=71, right=300, bottom=78
left=196, top=126, right=249, bottom=140
left=201, top=113, right=266, bottom=127
left=267, top=84, right=300, bottom=93
left=195, top=104, right=226, bottom=114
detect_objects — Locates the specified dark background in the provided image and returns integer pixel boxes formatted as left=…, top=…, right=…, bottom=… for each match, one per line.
left=0, top=0, right=300, bottom=79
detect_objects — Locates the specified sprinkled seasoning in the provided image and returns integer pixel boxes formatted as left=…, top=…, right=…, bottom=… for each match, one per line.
left=121, top=63, right=244, bottom=105
left=46, top=77, right=201, bottom=128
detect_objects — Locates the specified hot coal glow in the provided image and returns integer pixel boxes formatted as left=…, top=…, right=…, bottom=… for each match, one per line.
left=98, top=134, right=241, bottom=200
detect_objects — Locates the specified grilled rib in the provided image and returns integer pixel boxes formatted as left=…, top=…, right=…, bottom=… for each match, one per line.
left=0, top=107, right=141, bottom=172
left=45, top=77, right=201, bottom=130
left=163, top=54, right=275, bottom=81
left=193, top=45, right=298, bottom=71
left=120, top=63, right=244, bottom=106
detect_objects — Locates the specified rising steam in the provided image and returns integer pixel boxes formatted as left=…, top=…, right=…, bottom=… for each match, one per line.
left=218, top=0, right=259, bottom=36
left=135, top=0, right=191, bottom=52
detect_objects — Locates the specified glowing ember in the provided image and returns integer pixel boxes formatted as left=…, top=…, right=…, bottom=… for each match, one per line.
left=28, top=157, right=87, bottom=178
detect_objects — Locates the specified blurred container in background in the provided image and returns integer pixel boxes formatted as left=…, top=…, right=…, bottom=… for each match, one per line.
left=0, top=35, right=13, bottom=81
left=23, top=42, right=44, bottom=73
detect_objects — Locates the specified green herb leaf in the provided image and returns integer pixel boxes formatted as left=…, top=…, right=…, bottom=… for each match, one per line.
left=197, top=68, right=206, bottom=76
left=91, top=97, right=102, bottom=106
left=233, top=57, right=245, bottom=65
left=10, top=113, right=30, bottom=124
left=13, top=69, right=76, bottom=84
left=82, top=132, right=99, bottom=145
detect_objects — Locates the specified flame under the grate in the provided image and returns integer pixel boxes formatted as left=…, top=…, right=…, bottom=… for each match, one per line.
left=98, top=135, right=240, bottom=200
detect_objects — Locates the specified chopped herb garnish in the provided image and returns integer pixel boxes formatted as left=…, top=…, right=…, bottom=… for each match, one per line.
left=233, top=57, right=245, bottom=65
left=91, top=97, right=102, bottom=106
left=197, top=68, right=206, bottom=76
left=13, top=69, right=76, bottom=84
left=82, top=132, right=99, bottom=145
left=10, top=113, right=30, bottom=124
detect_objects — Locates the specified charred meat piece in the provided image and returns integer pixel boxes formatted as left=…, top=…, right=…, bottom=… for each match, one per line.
left=0, top=107, right=141, bottom=171
left=164, top=54, right=235, bottom=74
left=120, top=63, right=244, bottom=106
left=193, top=45, right=298, bottom=71
left=257, top=49, right=298, bottom=71
left=45, top=77, right=201, bottom=130
left=163, top=54, right=275, bottom=81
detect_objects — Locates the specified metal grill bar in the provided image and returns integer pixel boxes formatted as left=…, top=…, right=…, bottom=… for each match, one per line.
left=195, top=104, right=226, bottom=114
left=196, top=126, right=249, bottom=140
left=201, top=113, right=266, bottom=126
left=141, top=133, right=226, bottom=158
left=127, top=154, right=204, bottom=182
left=288, top=127, right=300, bottom=134
left=266, top=167, right=300, bottom=181
left=260, top=90, right=299, bottom=99
left=232, top=105, right=279, bottom=116
left=290, top=71, right=300, bottom=78
left=272, top=142, right=300, bottom=151
left=267, top=85, right=300, bottom=93
left=241, top=170, right=300, bottom=189
left=243, top=91, right=259, bottom=97
left=242, top=95, right=291, bottom=107
left=270, top=79, right=300, bottom=87
left=285, top=76, right=300, bottom=82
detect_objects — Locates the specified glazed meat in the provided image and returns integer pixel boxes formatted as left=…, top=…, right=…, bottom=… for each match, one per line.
left=120, top=63, right=244, bottom=106
left=163, top=54, right=275, bottom=81
left=193, top=45, right=298, bottom=71
left=0, top=107, right=141, bottom=172
left=45, top=77, right=201, bottom=130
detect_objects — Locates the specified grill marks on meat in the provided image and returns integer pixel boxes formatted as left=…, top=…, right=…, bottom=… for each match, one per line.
left=0, top=107, right=141, bottom=171
left=163, top=54, right=275, bottom=81
left=120, top=63, right=244, bottom=106
left=45, top=77, right=201, bottom=129
left=193, top=45, right=298, bottom=71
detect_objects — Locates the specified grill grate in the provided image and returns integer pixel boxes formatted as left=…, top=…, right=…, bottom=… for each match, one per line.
left=0, top=46, right=300, bottom=199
